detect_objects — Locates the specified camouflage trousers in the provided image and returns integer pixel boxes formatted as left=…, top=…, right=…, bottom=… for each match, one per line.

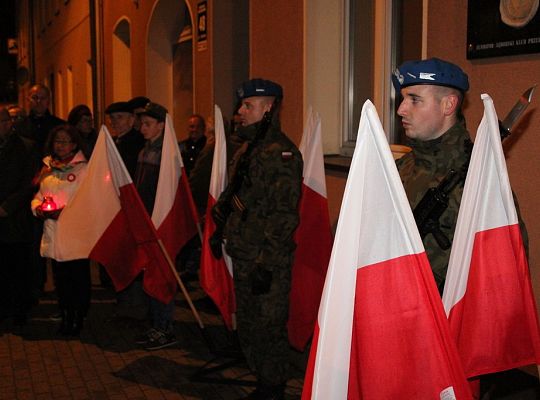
left=232, top=257, right=292, bottom=386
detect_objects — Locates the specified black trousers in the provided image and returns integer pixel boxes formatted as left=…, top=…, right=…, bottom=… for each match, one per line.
left=52, top=259, right=91, bottom=316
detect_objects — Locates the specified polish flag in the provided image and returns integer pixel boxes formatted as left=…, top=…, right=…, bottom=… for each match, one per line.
left=288, top=107, right=332, bottom=351
left=54, top=126, right=177, bottom=304
left=442, top=94, right=540, bottom=378
left=302, top=100, right=471, bottom=399
left=153, top=114, right=199, bottom=259
left=200, top=105, right=236, bottom=329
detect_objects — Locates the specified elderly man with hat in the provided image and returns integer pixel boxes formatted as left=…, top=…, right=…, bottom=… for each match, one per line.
left=212, top=79, right=303, bottom=399
left=105, top=101, right=145, bottom=178
left=393, top=57, right=472, bottom=292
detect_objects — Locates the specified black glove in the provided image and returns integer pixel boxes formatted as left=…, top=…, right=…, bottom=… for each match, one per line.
left=209, top=231, right=223, bottom=259
left=212, top=203, right=230, bottom=226
left=251, top=266, right=273, bottom=295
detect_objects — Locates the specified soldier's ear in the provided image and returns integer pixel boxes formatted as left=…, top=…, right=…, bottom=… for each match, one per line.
left=441, top=93, right=459, bottom=117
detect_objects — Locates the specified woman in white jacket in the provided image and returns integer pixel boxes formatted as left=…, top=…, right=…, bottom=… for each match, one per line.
left=31, top=124, right=89, bottom=336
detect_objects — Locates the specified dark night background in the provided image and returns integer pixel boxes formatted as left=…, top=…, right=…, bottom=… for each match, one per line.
left=0, top=0, right=17, bottom=104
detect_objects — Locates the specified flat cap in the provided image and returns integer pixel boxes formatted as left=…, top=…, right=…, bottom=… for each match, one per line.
left=236, top=78, right=283, bottom=100
left=392, top=58, right=469, bottom=93
left=136, top=102, right=167, bottom=122
left=105, top=101, right=133, bottom=115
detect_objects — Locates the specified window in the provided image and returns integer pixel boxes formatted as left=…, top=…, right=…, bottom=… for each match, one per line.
left=344, top=0, right=375, bottom=148
left=343, top=0, right=404, bottom=153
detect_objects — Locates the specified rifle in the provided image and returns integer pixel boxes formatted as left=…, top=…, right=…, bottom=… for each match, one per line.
left=413, top=85, right=535, bottom=249
left=209, top=101, right=279, bottom=259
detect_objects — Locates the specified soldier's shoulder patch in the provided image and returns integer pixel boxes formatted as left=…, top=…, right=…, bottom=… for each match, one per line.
left=281, top=151, right=294, bottom=160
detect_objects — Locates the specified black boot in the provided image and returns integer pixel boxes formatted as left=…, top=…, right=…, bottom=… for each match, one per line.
left=70, top=310, right=84, bottom=336
left=63, top=309, right=75, bottom=336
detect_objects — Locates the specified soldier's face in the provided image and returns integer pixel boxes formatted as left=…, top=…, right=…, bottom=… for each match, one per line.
left=397, top=85, right=447, bottom=141
left=238, top=97, right=272, bottom=127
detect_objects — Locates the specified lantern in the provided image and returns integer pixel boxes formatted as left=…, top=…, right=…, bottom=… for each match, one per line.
left=41, top=196, right=57, bottom=212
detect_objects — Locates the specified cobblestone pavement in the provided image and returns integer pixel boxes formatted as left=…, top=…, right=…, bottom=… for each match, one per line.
left=0, top=267, right=305, bottom=400
left=1, top=266, right=539, bottom=399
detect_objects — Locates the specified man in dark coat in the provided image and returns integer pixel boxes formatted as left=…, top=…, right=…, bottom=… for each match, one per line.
left=25, top=84, right=65, bottom=156
left=105, top=101, right=145, bottom=178
left=179, top=114, right=207, bottom=176
left=0, top=107, right=37, bottom=325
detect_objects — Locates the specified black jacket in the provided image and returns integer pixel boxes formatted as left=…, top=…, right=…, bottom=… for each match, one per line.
left=0, top=134, right=36, bottom=243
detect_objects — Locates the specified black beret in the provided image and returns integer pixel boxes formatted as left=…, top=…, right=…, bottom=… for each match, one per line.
left=105, top=101, right=133, bottom=115
left=136, top=102, right=167, bottom=122
left=127, top=96, right=150, bottom=111
left=392, top=58, right=469, bottom=93
left=236, top=78, right=283, bottom=101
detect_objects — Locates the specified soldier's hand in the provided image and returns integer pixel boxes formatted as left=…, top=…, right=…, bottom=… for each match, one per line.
left=209, top=231, right=223, bottom=259
left=212, top=204, right=228, bottom=226
left=251, top=266, right=272, bottom=295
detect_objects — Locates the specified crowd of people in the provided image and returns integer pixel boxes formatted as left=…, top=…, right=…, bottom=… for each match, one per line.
left=0, top=85, right=224, bottom=345
left=0, top=60, right=532, bottom=399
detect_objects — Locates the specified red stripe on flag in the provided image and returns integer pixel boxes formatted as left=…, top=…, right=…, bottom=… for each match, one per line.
left=348, top=253, right=471, bottom=399
left=200, top=195, right=236, bottom=329
left=289, top=183, right=332, bottom=351
left=448, top=224, right=540, bottom=377
left=301, top=322, right=320, bottom=400
left=119, top=184, right=177, bottom=304
left=157, top=170, right=199, bottom=258
left=89, top=210, right=144, bottom=292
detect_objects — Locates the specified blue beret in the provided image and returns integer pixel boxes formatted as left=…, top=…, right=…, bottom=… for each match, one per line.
left=236, top=79, right=283, bottom=100
left=392, top=58, right=469, bottom=93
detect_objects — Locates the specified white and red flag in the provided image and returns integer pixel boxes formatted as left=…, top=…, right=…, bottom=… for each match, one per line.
left=200, top=105, right=236, bottom=329
left=442, top=94, right=540, bottom=378
left=288, top=107, right=332, bottom=351
left=54, top=126, right=177, bottom=304
left=302, top=100, right=471, bottom=399
left=154, top=114, right=199, bottom=258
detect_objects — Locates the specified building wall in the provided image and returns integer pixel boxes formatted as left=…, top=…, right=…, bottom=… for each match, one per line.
left=31, top=2, right=92, bottom=119
left=305, top=0, right=344, bottom=154
left=427, top=0, right=540, bottom=308
left=250, top=1, right=304, bottom=145
left=101, top=0, right=214, bottom=122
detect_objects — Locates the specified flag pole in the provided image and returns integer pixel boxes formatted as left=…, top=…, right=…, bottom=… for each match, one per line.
left=156, top=238, right=205, bottom=329
left=196, top=221, right=203, bottom=242
left=159, top=231, right=247, bottom=385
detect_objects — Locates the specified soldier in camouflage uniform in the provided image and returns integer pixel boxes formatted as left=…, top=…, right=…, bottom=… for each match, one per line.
left=393, top=58, right=472, bottom=292
left=393, top=58, right=529, bottom=295
left=212, top=79, right=303, bottom=400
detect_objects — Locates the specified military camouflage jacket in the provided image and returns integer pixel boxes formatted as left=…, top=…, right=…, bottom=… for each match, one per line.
left=218, top=121, right=303, bottom=268
left=396, top=121, right=471, bottom=287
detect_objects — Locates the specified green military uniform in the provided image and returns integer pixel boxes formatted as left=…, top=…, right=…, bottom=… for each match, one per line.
left=396, top=121, right=471, bottom=289
left=215, top=120, right=303, bottom=388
